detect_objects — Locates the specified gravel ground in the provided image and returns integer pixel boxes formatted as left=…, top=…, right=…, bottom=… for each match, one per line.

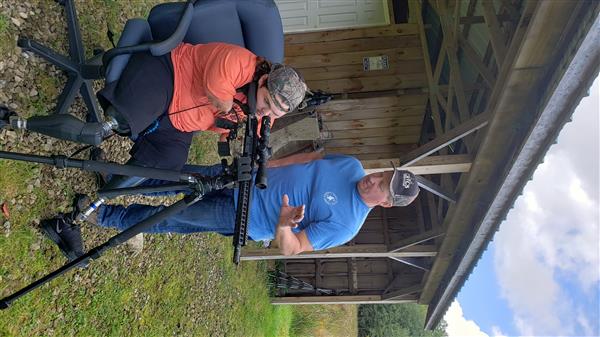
left=0, top=0, right=186, bottom=248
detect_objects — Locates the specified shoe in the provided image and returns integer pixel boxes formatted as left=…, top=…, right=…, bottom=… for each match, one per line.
left=40, top=214, right=85, bottom=262
left=0, top=105, right=17, bottom=129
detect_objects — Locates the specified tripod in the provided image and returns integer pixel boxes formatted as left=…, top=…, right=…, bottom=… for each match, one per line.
left=0, top=109, right=271, bottom=310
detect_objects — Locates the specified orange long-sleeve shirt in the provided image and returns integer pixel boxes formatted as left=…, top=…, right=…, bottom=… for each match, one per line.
left=168, top=42, right=258, bottom=133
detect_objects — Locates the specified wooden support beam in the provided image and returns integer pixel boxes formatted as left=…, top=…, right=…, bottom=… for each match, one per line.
left=382, top=284, right=423, bottom=300
left=437, top=190, right=446, bottom=224
left=459, top=13, right=512, bottom=25
left=428, top=2, right=451, bottom=136
left=458, top=34, right=497, bottom=88
left=389, top=228, right=445, bottom=252
left=433, top=36, right=447, bottom=88
left=349, top=258, right=358, bottom=294
left=427, top=190, right=440, bottom=229
left=320, top=94, right=427, bottom=111
left=285, top=47, right=423, bottom=69
left=450, top=0, right=461, bottom=41
left=284, top=24, right=419, bottom=45
left=323, top=133, right=421, bottom=148
left=407, top=0, right=418, bottom=23
left=439, top=0, right=471, bottom=124
left=499, top=0, right=521, bottom=22
left=315, top=259, right=322, bottom=295
left=438, top=83, right=487, bottom=95
left=241, top=245, right=438, bottom=260
left=481, top=0, right=508, bottom=67
left=382, top=208, right=395, bottom=291
left=416, top=175, right=457, bottom=203
left=383, top=273, right=403, bottom=294
left=322, top=104, right=417, bottom=121
left=389, top=257, right=431, bottom=272
left=363, top=154, right=472, bottom=175
left=397, top=112, right=490, bottom=168
left=446, top=70, right=456, bottom=129
left=415, top=0, right=444, bottom=135
left=271, top=294, right=418, bottom=305
left=416, top=197, right=426, bottom=233
left=461, top=0, right=480, bottom=37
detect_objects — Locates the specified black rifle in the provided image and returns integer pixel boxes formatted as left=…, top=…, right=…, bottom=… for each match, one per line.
left=231, top=83, right=272, bottom=264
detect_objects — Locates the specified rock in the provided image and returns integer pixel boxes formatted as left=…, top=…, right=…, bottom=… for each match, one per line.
left=19, top=12, right=28, bottom=19
left=126, top=233, right=144, bottom=255
left=29, top=89, right=38, bottom=97
left=10, top=18, right=21, bottom=27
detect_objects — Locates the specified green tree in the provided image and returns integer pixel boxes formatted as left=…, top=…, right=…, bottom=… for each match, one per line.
left=358, top=303, right=447, bottom=337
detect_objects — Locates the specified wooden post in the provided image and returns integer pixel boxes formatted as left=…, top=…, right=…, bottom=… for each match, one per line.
left=272, top=294, right=418, bottom=305
left=241, top=245, right=437, bottom=260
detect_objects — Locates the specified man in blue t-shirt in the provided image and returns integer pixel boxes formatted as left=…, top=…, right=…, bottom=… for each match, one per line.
left=42, top=151, right=420, bottom=260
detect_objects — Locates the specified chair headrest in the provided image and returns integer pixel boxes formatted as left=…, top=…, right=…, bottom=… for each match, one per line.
left=148, top=0, right=284, bottom=62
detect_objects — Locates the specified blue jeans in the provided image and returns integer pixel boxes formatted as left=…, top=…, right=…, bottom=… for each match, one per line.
left=96, top=164, right=236, bottom=235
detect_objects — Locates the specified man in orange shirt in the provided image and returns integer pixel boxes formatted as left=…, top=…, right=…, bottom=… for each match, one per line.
left=2, top=42, right=307, bottom=171
left=97, top=42, right=307, bottom=170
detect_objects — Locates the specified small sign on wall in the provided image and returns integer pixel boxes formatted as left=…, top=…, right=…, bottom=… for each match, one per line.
left=363, top=55, right=389, bottom=71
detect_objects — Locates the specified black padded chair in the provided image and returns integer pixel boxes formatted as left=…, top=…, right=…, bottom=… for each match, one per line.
left=18, top=0, right=284, bottom=134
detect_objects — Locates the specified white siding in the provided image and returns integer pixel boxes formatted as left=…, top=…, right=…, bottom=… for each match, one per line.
left=276, top=0, right=390, bottom=33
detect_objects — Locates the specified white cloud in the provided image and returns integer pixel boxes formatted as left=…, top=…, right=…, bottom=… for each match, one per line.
left=491, top=326, right=507, bottom=337
left=445, top=301, right=490, bottom=337
left=493, top=78, right=600, bottom=336
left=576, top=308, right=595, bottom=337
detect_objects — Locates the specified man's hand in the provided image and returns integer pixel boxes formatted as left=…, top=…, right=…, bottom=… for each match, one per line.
left=275, top=194, right=312, bottom=256
left=278, top=194, right=305, bottom=228
left=206, top=90, right=233, bottom=113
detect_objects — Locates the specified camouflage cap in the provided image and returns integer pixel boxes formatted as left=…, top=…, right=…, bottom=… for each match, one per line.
left=267, top=64, right=307, bottom=113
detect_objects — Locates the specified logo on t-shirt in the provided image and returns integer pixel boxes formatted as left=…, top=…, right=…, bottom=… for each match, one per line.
left=323, top=192, right=338, bottom=205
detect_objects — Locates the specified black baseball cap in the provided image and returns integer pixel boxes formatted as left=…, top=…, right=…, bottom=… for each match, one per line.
left=389, top=162, right=420, bottom=207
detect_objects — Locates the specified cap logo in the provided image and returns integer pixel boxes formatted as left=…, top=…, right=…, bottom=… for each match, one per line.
left=402, top=173, right=413, bottom=189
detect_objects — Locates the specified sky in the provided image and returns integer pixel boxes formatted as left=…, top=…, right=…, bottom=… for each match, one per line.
left=442, top=76, right=600, bottom=337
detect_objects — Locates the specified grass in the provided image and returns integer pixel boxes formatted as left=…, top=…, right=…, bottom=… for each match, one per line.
left=0, top=0, right=357, bottom=336
left=0, top=13, right=11, bottom=57
left=0, top=14, right=7, bottom=35
left=289, top=305, right=358, bottom=337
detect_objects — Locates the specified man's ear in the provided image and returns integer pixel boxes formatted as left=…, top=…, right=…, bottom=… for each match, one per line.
left=258, top=74, right=268, bottom=87
left=380, top=200, right=393, bottom=208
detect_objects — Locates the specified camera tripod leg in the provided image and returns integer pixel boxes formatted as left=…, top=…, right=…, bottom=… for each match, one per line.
left=1, top=193, right=201, bottom=310
left=77, top=175, right=148, bottom=222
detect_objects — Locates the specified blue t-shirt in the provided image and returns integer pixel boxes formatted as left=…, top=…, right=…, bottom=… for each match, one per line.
left=246, top=154, right=372, bottom=250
